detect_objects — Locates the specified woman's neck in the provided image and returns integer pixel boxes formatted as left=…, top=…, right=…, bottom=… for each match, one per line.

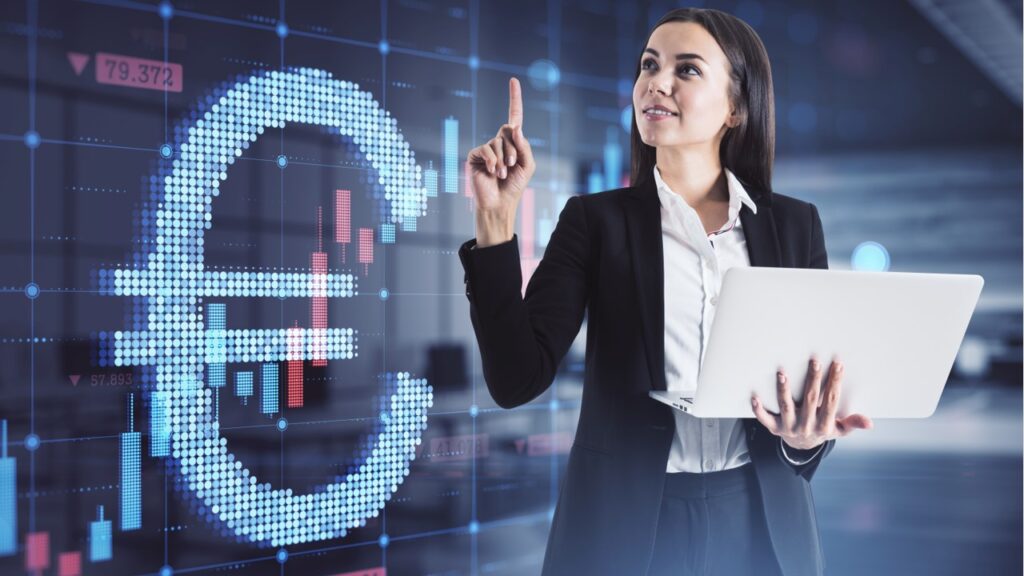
left=655, top=147, right=728, bottom=206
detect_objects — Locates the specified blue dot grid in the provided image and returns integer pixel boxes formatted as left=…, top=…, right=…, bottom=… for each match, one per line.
left=93, top=67, right=434, bottom=546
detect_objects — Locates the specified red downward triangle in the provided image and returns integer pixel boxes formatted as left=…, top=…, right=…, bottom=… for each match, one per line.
left=514, top=439, right=526, bottom=454
left=68, top=374, right=81, bottom=386
left=66, top=52, right=90, bottom=76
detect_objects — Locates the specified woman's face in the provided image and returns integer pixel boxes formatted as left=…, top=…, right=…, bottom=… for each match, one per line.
left=632, top=21, right=739, bottom=151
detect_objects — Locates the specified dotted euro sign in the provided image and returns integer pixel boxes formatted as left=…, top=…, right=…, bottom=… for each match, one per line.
left=97, top=68, right=433, bottom=547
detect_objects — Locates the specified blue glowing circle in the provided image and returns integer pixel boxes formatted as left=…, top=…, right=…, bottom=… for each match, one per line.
left=24, top=434, right=40, bottom=451
left=379, top=534, right=390, bottom=548
left=276, top=548, right=288, bottom=564
left=468, top=404, right=478, bottom=418
left=159, top=566, right=173, bottom=576
left=276, top=154, right=288, bottom=168
left=24, top=130, right=40, bottom=149
left=527, top=59, right=560, bottom=91
left=276, top=417, right=288, bottom=432
left=158, top=2, right=173, bottom=20
left=621, top=105, right=633, bottom=134
left=851, top=241, right=890, bottom=271
left=469, top=520, right=479, bottom=534
left=378, top=40, right=390, bottom=55
left=276, top=22, right=288, bottom=39
left=468, top=55, right=479, bottom=70
left=159, top=143, right=173, bottom=158
left=98, top=68, right=434, bottom=547
left=379, top=288, right=389, bottom=300
left=24, top=282, right=39, bottom=299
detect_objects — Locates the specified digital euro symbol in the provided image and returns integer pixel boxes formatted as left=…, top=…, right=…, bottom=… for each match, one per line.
left=96, top=68, right=433, bottom=547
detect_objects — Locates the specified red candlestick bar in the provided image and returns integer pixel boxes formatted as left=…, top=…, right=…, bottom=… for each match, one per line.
left=287, top=324, right=304, bottom=408
left=335, top=190, right=351, bottom=263
left=311, top=251, right=328, bottom=367
left=358, top=228, right=373, bottom=276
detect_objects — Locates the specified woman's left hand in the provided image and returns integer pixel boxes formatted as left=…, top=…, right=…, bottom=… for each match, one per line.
left=751, top=356, right=873, bottom=451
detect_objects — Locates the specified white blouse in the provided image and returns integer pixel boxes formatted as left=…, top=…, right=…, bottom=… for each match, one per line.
left=654, top=164, right=759, bottom=473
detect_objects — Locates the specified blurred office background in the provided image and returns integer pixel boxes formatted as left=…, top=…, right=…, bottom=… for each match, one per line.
left=0, top=0, right=1019, bottom=574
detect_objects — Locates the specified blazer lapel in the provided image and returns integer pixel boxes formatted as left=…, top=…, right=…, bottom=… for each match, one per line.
left=622, top=176, right=780, bottom=393
left=623, top=177, right=667, bottom=391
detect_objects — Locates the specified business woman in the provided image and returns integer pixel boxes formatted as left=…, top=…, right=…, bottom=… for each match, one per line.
left=458, top=8, right=872, bottom=576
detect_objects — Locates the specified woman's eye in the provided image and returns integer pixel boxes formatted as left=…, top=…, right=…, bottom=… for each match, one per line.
left=641, top=58, right=657, bottom=70
left=678, top=64, right=700, bottom=77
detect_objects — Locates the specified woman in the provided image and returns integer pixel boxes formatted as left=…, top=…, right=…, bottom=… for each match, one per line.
left=459, top=7, right=872, bottom=576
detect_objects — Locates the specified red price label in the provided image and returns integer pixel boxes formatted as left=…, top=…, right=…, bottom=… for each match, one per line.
left=95, top=52, right=182, bottom=93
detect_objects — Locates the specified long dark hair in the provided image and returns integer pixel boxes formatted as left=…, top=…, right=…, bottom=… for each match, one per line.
left=629, top=8, right=775, bottom=197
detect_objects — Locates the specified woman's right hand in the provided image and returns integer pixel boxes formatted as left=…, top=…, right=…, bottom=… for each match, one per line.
left=467, top=77, right=535, bottom=246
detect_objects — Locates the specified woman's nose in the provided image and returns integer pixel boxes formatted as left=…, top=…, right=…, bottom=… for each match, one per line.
left=648, top=78, right=670, bottom=96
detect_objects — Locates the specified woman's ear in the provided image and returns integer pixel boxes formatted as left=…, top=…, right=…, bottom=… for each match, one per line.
left=727, top=108, right=744, bottom=129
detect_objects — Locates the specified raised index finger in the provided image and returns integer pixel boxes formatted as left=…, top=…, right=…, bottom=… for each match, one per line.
left=508, top=77, right=523, bottom=128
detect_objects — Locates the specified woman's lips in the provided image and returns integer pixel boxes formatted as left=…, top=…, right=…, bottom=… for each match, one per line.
left=643, top=110, right=678, bottom=122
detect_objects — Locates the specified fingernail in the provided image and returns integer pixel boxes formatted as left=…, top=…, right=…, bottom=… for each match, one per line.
left=811, top=358, right=820, bottom=371
left=777, top=372, right=786, bottom=384
left=836, top=362, right=844, bottom=374
left=751, top=397, right=759, bottom=408
left=508, top=157, right=516, bottom=167
left=501, top=167, right=507, bottom=178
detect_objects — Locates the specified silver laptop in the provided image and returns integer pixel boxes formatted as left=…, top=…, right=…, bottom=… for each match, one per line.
left=649, top=267, right=984, bottom=419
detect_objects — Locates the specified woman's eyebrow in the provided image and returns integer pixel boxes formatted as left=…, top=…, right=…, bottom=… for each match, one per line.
left=643, top=48, right=707, bottom=63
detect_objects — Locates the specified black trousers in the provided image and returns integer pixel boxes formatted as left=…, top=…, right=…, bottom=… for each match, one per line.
left=648, top=463, right=784, bottom=576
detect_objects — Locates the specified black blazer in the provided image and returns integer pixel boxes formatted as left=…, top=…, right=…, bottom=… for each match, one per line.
left=458, top=174, right=836, bottom=576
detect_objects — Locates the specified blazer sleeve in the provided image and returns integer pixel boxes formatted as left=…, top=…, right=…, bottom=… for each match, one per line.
left=457, top=195, right=590, bottom=409
left=777, top=202, right=835, bottom=481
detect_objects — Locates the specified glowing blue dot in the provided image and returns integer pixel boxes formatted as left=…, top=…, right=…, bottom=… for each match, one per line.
left=276, top=548, right=288, bottom=564
left=469, top=405, right=479, bottom=418
left=617, top=78, right=632, bottom=98
left=851, top=241, right=890, bottom=272
left=159, top=143, right=173, bottom=158
left=158, top=1, right=173, bottom=20
left=159, top=566, right=173, bottom=576
left=276, top=155, right=288, bottom=168
left=549, top=399, right=559, bottom=412
left=527, top=59, right=560, bottom=91
left=621, top=105, right=633, bottom=133
left=276, top=417, right=288, bottom=432
left=378, top=534, right=389, bottom=548
left=469, top=520, right=479, bottom=534
left=378, top=40, right=389, bottom=55
left=276, top=22, right=288, bottom=38
left=379, top=288, right=389, bottom=300
left=25, top=434, right=40, bottom=451
left=24, top=282, right=39, bottom=299
left=468, top=55, right=479, bottom=70
left=380, top=411, right=390, bottom=424
left=24, top=130, right=40, bottom=149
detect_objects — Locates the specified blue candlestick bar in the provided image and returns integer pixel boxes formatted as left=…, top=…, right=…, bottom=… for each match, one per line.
left=261, top=364, right=279, bottom=414
left=151, top=389, right=169, bottom=457
left=444, top=116, right=458, bottom=194
left=207, top=303, right=227, bottom=388
left=120, top=394, right=141, bottom=531
left=0, top=420, right=15, bottom=557
left=89, top=505, right=111, bottom=562
left=425, top=161, right=438, bottom=197
left=235, top=371, right=253, bottom=404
